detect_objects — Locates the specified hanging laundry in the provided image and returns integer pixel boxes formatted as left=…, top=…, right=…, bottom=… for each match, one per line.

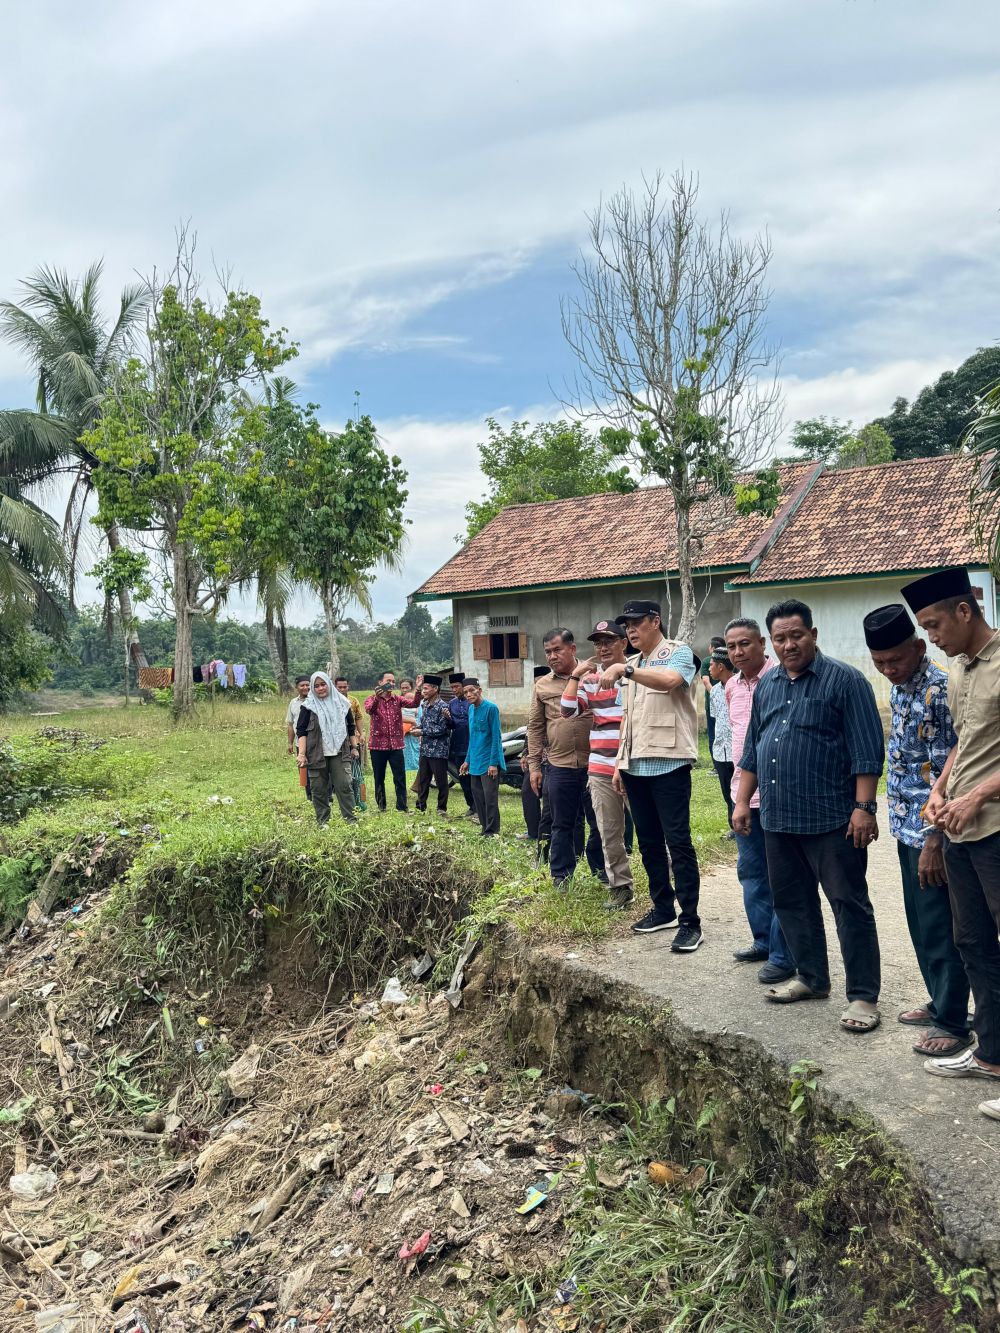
left=202, top=663, right=213, bottom=685
left=233, top=664, right=247, bottom=688
left=225, top=664, right=236, bottom=688
left=216, top=661, right=228, bottom=687
left=138, top=667, right=173, bottom=690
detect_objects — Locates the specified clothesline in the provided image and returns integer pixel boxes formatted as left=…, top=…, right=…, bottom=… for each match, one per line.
left=137, top=661, right=249, bottom=690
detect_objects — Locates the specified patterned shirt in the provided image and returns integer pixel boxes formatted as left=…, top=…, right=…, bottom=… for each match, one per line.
left=364, top=691, right=405, bottom=750
left=561, top=675, right=623, bottom=778
left=418, top=696, right=454, bottom=759
left=741, top=650, right=884, bottom=835
left=628, top=642, right=698, bottom=778
left=887, top=656, right=956, bottom=849
left=710, top=682, right=732, bottom=762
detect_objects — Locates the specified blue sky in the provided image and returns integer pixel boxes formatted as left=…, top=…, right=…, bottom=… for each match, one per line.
left=1, top=0, right=998, bottom=622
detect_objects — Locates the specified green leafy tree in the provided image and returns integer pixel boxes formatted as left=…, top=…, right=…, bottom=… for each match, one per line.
left=275, top=413, right=408, bottom=675
left=563, top=171, right=781, bottom=642
left=781, top=416, right=854, bottom=465
left=0, top=262, right=151, bottom=662
left=89, top=548, right=153, bottom=705
left=464, top=418, right=636, bottom=538
left=0, top=621, right=52, bottom=711
left=872, top=348, right=1000, bottom=460
left=86, top=241, right=297, bottom=716
left=837, top=422, right=894, bottom=469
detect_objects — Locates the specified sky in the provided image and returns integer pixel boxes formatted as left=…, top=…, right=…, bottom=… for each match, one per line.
left=2, top=0, right=998, bottom=624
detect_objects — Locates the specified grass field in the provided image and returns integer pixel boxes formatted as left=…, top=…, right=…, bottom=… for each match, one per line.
left=0, top=698, right=733, bottom=968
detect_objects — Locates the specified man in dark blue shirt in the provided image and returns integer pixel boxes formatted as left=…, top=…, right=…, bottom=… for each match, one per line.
left=733, top=599, right=885, bottom=1033
left=448, top=672, right=476, bottom=820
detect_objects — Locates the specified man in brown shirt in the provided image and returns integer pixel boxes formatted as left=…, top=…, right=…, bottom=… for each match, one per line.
left=528, top=627, right=605, bottom=888
left=904, top=568, right=1000, bottom=1114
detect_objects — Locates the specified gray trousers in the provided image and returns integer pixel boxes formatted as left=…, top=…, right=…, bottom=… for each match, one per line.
left=308, top=740, right=356, bottom=825
left=471, top=771, right=501, bottom=836
left=589, top=772, right=632, bottom=890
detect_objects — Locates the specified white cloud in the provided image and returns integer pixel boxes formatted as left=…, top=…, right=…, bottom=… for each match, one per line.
left=779, top=358, right=955, bottom=439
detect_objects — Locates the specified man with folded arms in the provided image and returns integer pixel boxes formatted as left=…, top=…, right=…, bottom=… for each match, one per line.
left=604, top=599, right=702, bottom=952
left=902, top=569, right=1000, bottom=1119
left=732, top=599, right=884, bottom=1032
left=864, top=602, right=969, bottom=1058
left=561, top=619, right=634, bottom=910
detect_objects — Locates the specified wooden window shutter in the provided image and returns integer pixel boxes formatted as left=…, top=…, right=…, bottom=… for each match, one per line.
left=488, top=659, right=505, bottom=686
left=472, top=634, right=490, bottom=661
left=518, top=632, right=529, bottom=660
left=505, top=659, right=523, bottom=686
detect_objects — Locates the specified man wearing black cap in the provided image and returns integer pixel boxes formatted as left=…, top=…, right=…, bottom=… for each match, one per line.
left=561, top=620, right=634, bottom=909
left=448, top=672, right=476, bottom=821
left=864, top=604, right=969, bottom=1057
left=413, top=674, right=454, bottom=815
left=902, top=568, right=1000, bottom=1104
left=604, top=599, right=702, bottom=951
left=732, top=598, right=884, bottom=1032
left=527, top=629, right=605, bottom=887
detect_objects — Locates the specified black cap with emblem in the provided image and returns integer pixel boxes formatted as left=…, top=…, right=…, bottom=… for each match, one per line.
left=615, top=599, right=661, bottom=625
left=863, top=604, right=916, bottom=651
left=901, top=567, right=974, bottom=615
left=587, top=619, right=626, bottom=641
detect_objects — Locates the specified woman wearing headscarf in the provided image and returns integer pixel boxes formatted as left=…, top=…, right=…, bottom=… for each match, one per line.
left=296, top=671, right=359, bottom=825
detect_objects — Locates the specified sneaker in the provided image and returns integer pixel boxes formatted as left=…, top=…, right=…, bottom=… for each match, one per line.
left=979, top=1098, right=1000, bottom=1121
left=671, top=926, right=704, bottom=953
left=631, top=911, right=679, bottom=934
left=923, top=1049, right=1000, bottom=1080
left=733, top=945, right=769, bottom=963
left=604, top=890, right=635, bottom=912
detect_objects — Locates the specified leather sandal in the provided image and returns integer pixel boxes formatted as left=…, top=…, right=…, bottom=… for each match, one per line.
left=764, top=979, right=830, bottom=1004
left=840, top=1001, right=880, bottom=1034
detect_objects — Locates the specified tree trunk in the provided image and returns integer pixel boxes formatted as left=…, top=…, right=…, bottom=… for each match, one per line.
left=172, top=543, right=195, bottom=718
left=264, top=605, right=290, bottom=693
left=673, top=497, right=698, bottom=645
left=105, top=524, right=149, bottom=670
left=321, top=588, right=340, bottom=678
left=277, top=612, right=290, bottom=690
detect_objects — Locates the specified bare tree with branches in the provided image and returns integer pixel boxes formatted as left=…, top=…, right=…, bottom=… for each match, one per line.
left=562, top=171, right=782, bottom=643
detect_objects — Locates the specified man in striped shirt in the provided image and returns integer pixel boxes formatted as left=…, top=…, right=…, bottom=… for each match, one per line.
left=561, top=620, right=634, bottom=908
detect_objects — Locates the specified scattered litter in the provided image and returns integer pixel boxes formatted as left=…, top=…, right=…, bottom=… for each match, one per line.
left=516, top=1182, right=549, bottom=1214
left=381, top=977, right=409, bottom=1005
left=444, top=931, right=479, bottom=1009
left=426, top=1083, right=444, bottom=1096
left=34, top=1305, right=81, bottom=1333
left=10, top=1165, right=58, bottom=1200
left=36, top=982, right=58, bottom=999
left=206, top=794, right=234, bottom=805
left=410, top=952, right=435, bottom=980
left=351, top=1187, right=367, bottom=1207
left=375, top=1171, right=395, bottom=1196
left=555, top=1276, right=580, bottom=1304
left=398, top=1229, right=432, bottom=1262
left=80, top=1249, right=103, bottom=1271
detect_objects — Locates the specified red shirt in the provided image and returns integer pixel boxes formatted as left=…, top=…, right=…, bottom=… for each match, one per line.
left=364, top=691, right=407, bottom=750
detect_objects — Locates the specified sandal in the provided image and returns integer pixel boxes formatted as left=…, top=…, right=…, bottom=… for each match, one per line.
left=840, top=1001, right=880, bottom=1034
left=911, top=1027, right=975, bottom=1058
left=765, top=979, right=830, bottom=1004
left=898, top=1006, right=932, bottom=1027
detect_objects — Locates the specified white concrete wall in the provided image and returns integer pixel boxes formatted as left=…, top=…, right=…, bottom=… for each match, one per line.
left=739, top=570, right=996, bottom=705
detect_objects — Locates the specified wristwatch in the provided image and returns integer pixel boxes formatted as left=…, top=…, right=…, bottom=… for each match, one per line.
left=624, top=663, right=636, bottom=679
left=853, top=801, right=877, bottom=815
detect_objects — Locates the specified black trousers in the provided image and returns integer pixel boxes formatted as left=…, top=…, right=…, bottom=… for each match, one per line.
left=621, top=766, right=700, bottom=930
left=471, top=772, right=501, bottom=836
left=521, top=774, right=540, bottom=840
left=898, top=841, right=969, bottom=1039
left=764, top=825, right=880, bottom=1002
left=547, top=765, right=604, bottom=883
left=415, top=755, right=450, bottom=812
left=456, top=771, right=475, bottom=811
left=371, top=748, right=407, bottom=812
left=713, top=759, right=735, bottom=823
left=945, top=831, right=1000, bottom=1064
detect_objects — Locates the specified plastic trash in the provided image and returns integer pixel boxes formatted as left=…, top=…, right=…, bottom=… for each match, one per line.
left=410, top=952, right=434, bottom=980
left=10, top=1165, right=58, bottom=1201
left=555, top=1277, right=579, bottom=1304
left=516, top=1182, right=548, bottom=1214
left=381, top=977, right=408, bottom=1005
left=399, top=1230, right=431, bottom=1262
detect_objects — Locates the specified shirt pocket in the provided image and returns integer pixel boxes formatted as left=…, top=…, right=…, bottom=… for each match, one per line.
left=647, top=717, right=676, bottom=748
left=795, top=697, right=839, bottom=740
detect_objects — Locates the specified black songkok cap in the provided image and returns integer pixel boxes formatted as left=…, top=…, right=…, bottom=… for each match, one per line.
left=863, top=604, right=916, bottom=651
left=462, top=677, right=480, bottom=688
left=423, top=673, right=443, bottom=687
left=901, top=567, right=973, bottom=614
left=533, top=665, right=550, bottom=679
left=448, top=672, right=465, bottom=683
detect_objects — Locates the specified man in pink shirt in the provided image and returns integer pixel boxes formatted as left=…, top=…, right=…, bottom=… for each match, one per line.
left=725, top=617, right=795, bottom=983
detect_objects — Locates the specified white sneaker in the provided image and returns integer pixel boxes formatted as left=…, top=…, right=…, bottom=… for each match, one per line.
left=924, top=1049, right=1000, bottom=1080
left=978, top=1098, right=1000, bottom=1121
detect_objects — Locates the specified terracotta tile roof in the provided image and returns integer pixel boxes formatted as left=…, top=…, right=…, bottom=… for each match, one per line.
left=731, top=454, right=982, bottom=586
left=414, top=463, right=818, bottom=598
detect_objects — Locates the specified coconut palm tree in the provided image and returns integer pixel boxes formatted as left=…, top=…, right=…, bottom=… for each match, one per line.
left=967, top=375, right=1000, bottom=571
left=0, top=262, right=151, bottom=664
left=0, top=452, right=65, bottom=629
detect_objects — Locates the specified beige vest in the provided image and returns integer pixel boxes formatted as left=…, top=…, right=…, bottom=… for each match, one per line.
left=617, top=637, right=700, bottom=770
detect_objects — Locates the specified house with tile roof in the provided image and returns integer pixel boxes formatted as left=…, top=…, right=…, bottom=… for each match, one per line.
left=411, top=453, right=994, bottom=708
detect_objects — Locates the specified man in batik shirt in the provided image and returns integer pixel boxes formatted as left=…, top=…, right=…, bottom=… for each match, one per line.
left=864, top=603, right=969, bottom=1057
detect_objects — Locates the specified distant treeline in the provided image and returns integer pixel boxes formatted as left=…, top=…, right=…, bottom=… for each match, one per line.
left=48, top=604, right=454, bottom=695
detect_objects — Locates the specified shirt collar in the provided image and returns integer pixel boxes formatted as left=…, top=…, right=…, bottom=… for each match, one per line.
left=737, top=655, right=774, bottom=686
left=774, top=648, right=824, bottom=681
left=897, top=655, right=932, bottom=693
left=966, top=629, right=1000, bottom=665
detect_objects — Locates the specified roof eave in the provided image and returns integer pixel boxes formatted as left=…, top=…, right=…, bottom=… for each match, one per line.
left=725, top=562, right=989, bottom=593
left=413, top=562, right=751, bottom=603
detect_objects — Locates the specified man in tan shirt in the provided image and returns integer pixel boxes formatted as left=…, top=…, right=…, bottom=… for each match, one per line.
left=528, top=628, right=605, bottom=888
left=904, top=568, right=1000, bottom=1116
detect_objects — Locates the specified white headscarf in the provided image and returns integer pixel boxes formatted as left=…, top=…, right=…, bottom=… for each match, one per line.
left=304, top=671, right=349, bottom=756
